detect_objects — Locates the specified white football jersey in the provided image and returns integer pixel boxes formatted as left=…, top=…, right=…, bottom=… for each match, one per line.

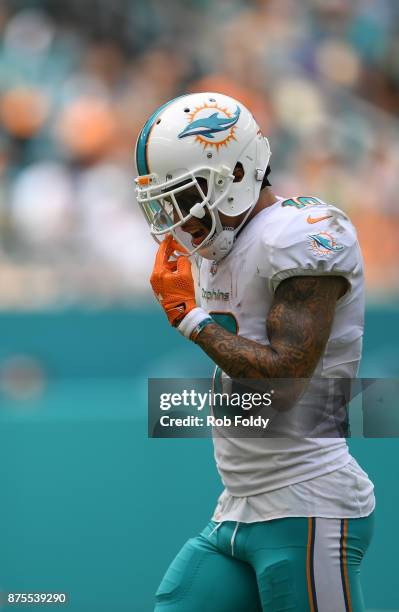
left=194, top=195, right=365, bottom=496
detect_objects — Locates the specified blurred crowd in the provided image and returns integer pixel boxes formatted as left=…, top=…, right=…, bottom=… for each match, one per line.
left=0, top=0, right=398, bottom=308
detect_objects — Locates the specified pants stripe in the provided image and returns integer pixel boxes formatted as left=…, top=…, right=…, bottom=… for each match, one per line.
left=307, top=517, right=318, bottom=612
left=313, top=518, right=347, bottom=611
left=340, top=518, right=352, bottom=612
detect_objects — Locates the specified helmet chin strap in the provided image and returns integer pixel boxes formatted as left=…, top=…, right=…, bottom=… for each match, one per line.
left=197, top=199, right=257, bottom=262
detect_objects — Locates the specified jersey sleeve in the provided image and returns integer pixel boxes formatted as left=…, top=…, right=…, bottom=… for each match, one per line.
left=258, top=205, right=363, bottom=293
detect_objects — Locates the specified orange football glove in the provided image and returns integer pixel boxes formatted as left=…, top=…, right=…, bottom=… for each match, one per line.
left=150, top=235, right=197, bottom=327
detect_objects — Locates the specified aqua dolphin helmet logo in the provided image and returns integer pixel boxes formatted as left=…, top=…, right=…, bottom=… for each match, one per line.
left=308, top=231, right=344, bottom=256
left=178, top=103, right=241, bottom=150
left=179, top=106, right=241, bottom=139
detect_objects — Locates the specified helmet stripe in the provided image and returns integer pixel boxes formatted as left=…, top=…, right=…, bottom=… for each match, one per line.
left=135, top=94, right=189, bottom=175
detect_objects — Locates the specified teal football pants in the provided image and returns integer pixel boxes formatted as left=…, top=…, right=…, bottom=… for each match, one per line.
left=154, top=514, right=374, bottom=611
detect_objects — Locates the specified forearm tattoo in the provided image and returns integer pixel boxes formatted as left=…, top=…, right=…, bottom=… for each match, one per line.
left=195, top=275, right=348, bottom=379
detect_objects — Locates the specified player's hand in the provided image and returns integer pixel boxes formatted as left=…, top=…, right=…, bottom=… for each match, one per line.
left=150, top=235, right=197, bottom=327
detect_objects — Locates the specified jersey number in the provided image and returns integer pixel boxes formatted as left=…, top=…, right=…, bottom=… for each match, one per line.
left=281, top=196, right=322, bottom=209
left=209, top=312, right=238, bottom=396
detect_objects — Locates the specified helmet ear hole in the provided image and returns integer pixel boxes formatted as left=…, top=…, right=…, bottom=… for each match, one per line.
left=233, top=162, right=245, bottom=183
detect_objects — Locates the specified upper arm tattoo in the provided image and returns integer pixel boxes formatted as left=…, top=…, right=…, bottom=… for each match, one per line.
left=266, top=275, right=347, bottom=377
left=195, top=275, right=347, bottom=379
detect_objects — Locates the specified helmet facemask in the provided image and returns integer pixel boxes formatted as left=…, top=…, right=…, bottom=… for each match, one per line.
left=136, top=166, right=237, bottom=259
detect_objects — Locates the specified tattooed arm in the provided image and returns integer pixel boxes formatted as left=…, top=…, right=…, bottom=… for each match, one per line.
left=195, top=275, right=348, bottom=379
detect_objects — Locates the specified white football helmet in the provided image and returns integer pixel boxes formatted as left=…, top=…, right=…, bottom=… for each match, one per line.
left=134, top=92, right=271, bottom=261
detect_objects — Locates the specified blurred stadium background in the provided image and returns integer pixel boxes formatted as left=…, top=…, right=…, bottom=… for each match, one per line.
left=0, top=0, right=398, bottom=610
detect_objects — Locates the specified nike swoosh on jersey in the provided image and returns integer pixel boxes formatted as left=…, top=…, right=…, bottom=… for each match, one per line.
left=307, top=215, right=333, bottom=224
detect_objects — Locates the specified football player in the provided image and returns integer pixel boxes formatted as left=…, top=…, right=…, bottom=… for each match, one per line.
left=135, top=93, right=375, bottom=611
